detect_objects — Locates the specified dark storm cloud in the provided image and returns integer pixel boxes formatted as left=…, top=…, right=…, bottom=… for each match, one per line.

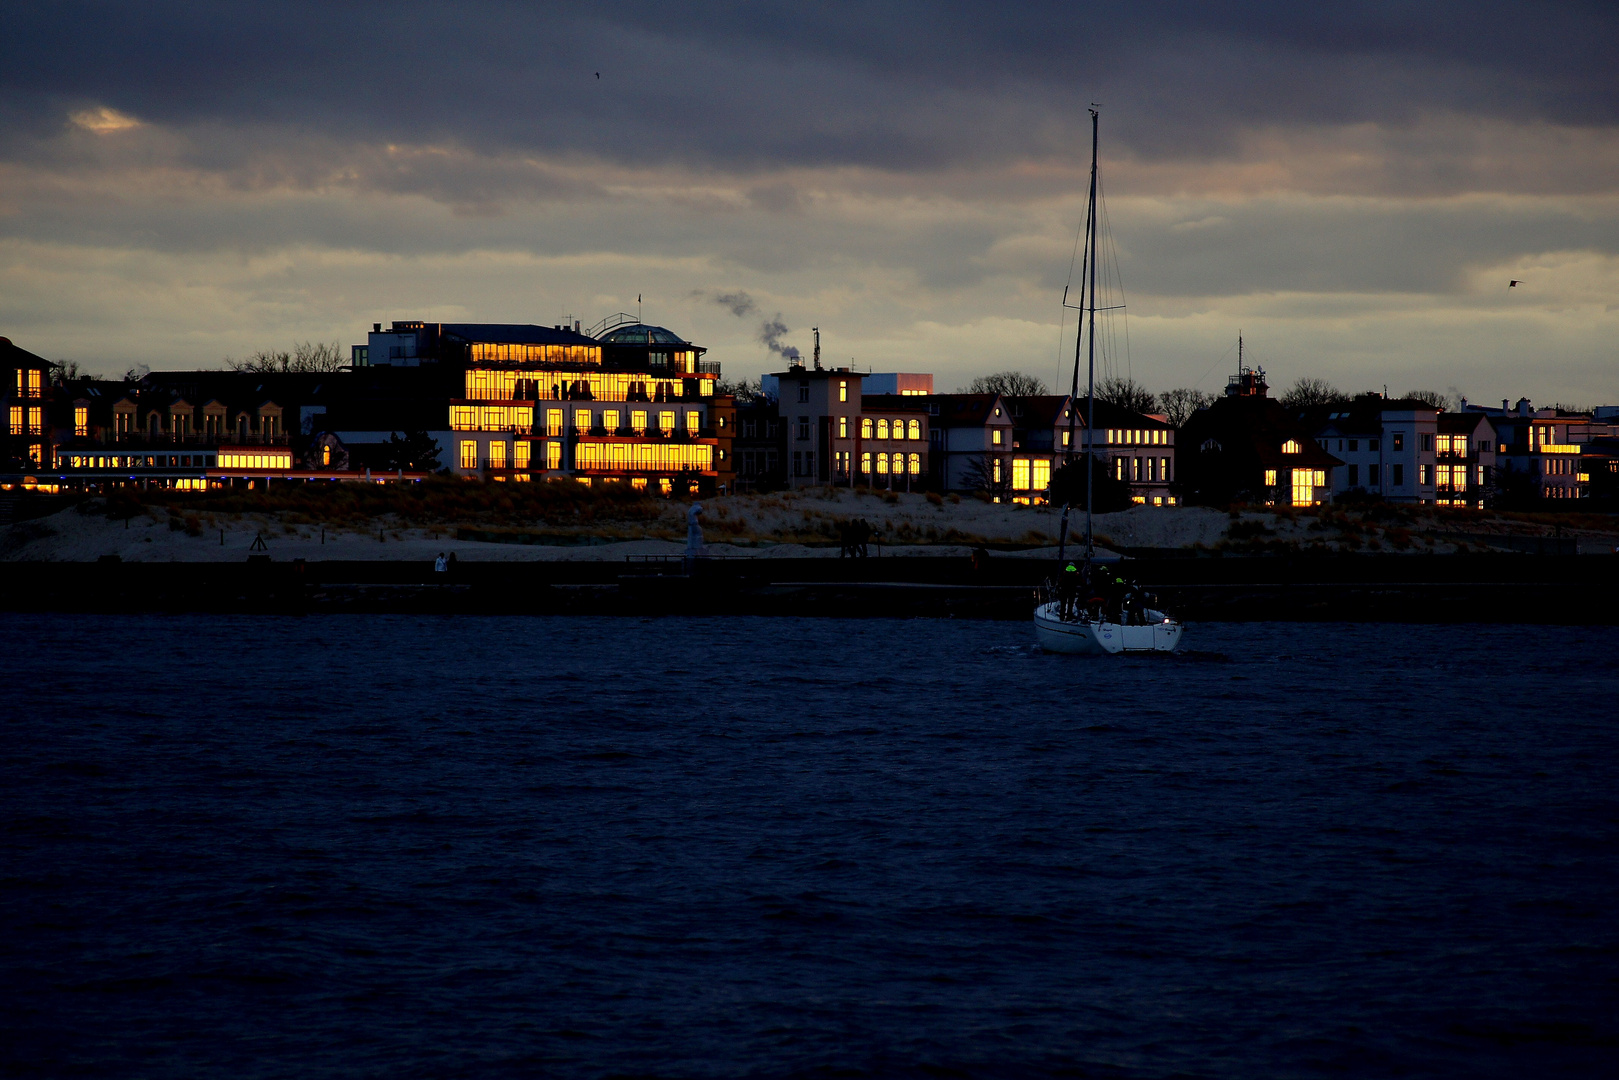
left=3, top=1, right=1615, bottom=176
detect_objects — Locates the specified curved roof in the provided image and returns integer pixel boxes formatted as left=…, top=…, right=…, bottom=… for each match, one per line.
left=597, top=323, right=687, bottom=346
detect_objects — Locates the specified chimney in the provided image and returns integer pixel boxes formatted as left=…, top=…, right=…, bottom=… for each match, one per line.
left=373, top=323, right=381, bottom=333
left=574, top=320, right=582, bottom=333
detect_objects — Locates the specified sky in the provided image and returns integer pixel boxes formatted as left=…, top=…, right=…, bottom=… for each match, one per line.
left=2, top=1, right=1617, bottom=406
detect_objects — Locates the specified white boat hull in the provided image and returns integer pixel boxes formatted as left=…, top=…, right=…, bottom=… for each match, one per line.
left=1033, top=601, right=1183, bottom=654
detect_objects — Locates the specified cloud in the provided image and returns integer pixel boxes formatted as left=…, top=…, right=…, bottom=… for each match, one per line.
left=68, top=106, right=142, bottom=134
left=1, top=2, right=1618, bottom=403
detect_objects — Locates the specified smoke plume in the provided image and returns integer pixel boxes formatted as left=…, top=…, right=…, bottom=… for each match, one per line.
left=713, top=290, right=757, bottom=317
left=759, top=314, right=799, bottom=360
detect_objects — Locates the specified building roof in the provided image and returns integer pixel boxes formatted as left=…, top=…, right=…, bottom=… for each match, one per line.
left=596, top=323, right=688, bottom=346
left=438, top=323, right=599, bottom=347
left=1184, top=394, right=1343, bottom=468
left=0, top=336, right=52, bottom=369
left=1439, top=412, right=1494, bottom=434
left=918, top=393, right=1006, bottom=427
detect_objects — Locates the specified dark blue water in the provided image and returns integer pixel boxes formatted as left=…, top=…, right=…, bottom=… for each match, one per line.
left=3, top=615, right=1616, bottom=1078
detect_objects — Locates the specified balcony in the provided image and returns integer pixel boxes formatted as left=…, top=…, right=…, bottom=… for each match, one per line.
left=697, top=361, right=722, bottom=375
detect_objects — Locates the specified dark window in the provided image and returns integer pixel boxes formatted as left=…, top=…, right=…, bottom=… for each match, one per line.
left=1369, top=438, right=1379, bottom=451
left=797, top=382, right=809, bottom=403
left=1421, top=433, right=1433, bottom=452
left=1348, top=464, right=1359, bottom=486
left=1392, top=463, right=1405, bottom=486
left=1392, top=432, right=1404, bottom=451
left=1348, top=439, right=1358, bottom=451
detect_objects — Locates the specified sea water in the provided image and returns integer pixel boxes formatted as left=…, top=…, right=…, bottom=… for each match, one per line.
left=3, top=615, right=1616, bottom=1078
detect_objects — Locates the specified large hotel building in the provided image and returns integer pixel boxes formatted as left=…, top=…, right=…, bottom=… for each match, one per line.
left=355, top=317, right=724, bottom=493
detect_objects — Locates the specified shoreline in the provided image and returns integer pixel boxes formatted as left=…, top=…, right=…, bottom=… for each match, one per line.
left=6, top=551, right=1617, bottom=623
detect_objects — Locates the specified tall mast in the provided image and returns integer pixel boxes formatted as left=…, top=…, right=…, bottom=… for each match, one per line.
left=1084, top=107, right=1099, bottom=560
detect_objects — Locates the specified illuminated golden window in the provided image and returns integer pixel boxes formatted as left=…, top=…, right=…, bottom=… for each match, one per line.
left=861, top=451, right=871, bottom=473
left=1281, top=439, right=1301, bottom=454
left=659, top=411, right=675, bottom=433
left=876, top=453, right=889, bottom=474
left=907, top=419, right=920, bottom=440
left=1062, top=430, right=1071, bottom=447
left=1031, top=458, right=1049, bottom=490
left=9, top=406, right=22, bottom=435
left=28, top=370, right=41, bottom=393
left=514, top=442, right=530, bottom=469
left=546, top=409, right=563, bottom=436
left=992, top=429, right=1003, bottom=446
left=1291, top=468, right=1315, bottom=506
left=992, top=457, right=1002, bottom=483
left=839, top=380, right=848, bottom=402
left=572, top=441, right=713, bottom=472
left=28, top=407, right=42, bottom=434
left=877, top=419, right=889, bottom=440
left=603, top=410, right=621, bottom=432
left=460, top=440, right=478, bottom=469
left=547, top=441, right=562, bottom=470
left=1012, top=458, right=1031, bottom=490
left=861, top=417, right=872, bottom=439
left=322, top=445, right=332, bottom=467
left=488, top=441, right=507, bottom=469
left=75, top=406, right=88, bottom=436
left=838, top=416, right=848, bottom=438
left=1264, top=469, right=1278, bottom=486
left=574, top=408, right=592, bottom=430
left=631, top=409, right=648, bottom=432
left=686, top=411, right=699, bottom=435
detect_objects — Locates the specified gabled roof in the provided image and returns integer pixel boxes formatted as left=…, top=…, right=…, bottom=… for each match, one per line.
left=917, top=393, right=1007, bottom=427
left=1184, top=394, right=1342, bottom=468
left=0, top=336, right=52, bottom=369
left=1439, top=412, right=1494, bottom=435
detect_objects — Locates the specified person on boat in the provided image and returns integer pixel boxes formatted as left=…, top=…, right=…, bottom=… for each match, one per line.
left=1058, top=562, right=1080, bottom=618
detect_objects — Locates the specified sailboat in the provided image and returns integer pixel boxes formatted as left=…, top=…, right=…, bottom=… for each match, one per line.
left=1033, top=108, right=1183, bottom=655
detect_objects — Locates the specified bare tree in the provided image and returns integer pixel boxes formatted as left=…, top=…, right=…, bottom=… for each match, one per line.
left=1159, top=387, right=1215, bottom=427
left=959, top=370, right=1049, bottom=396
left=716, top=376, right=764, bottom=403
left=1402, top=389, right=1455, bottom=411
left=228, top=340, right=348, bottom=374
left=54, top=360, right=86, bottom=383
left=1096, top=376, right=1158, bottom=415
left=1279, top=377, right=1347, bottom=410
left=960, top=453, right=1014, bottom=500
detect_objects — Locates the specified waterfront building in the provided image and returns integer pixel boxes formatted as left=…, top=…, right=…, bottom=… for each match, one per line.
left=1307, top=395, right=1448, bottom=505
left=731, top=396, right=786, bottom=491
left=920, top=393, right=1172, bottom=504
left=1176, top=363, right=1341, bottom=507
left=49, top=370, right=374, bottom=490
left=1462, top=398, right=1619, bottom=503
left=2, top=337, right=53, bottom=477
left=441, top=318, right=719, bottom=493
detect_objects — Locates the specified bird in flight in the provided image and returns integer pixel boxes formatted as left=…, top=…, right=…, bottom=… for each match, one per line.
left=1509, top=279, right=1522, bottom=287
left=595, top=72, right=600, bottom=79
